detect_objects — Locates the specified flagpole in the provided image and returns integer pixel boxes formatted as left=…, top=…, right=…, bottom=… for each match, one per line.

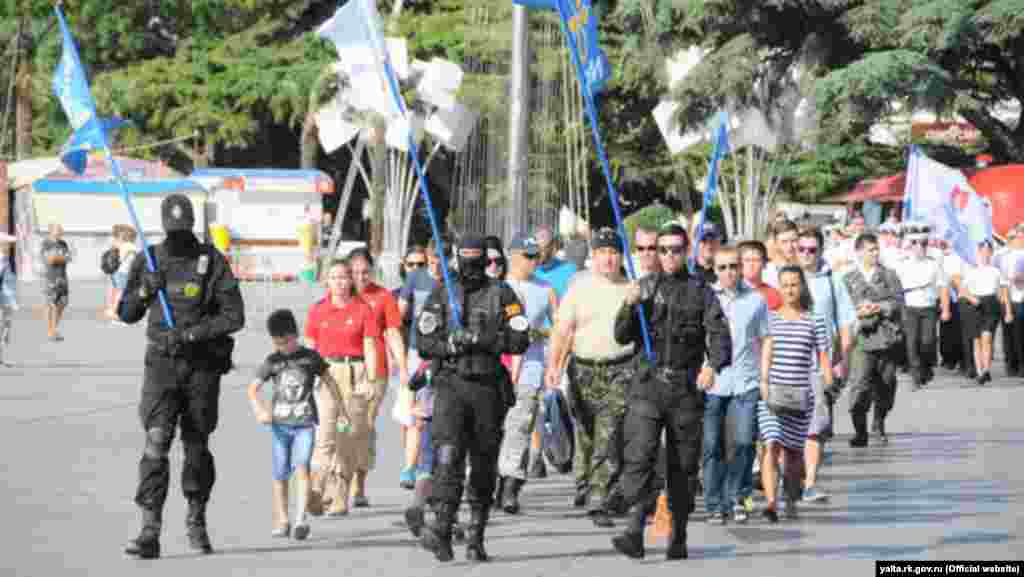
left=554, top=0, right=654, bottom=362
left=690, top=114, right=727, bottom=273
left=53, top=6, right=175, bottom=328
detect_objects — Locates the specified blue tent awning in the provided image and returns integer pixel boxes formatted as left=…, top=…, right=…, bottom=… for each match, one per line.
left=32, top=178, right=207, bottom=195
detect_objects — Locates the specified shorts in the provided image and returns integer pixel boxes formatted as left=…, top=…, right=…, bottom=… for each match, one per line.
left=271, top=424, right=316, bottom=481
left=112, top=271, right=129, bottom=290
left=43, top=278, right=69, bottom=307
left=416, top=418, right=433, bottom=481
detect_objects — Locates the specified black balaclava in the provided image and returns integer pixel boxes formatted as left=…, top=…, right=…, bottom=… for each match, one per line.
left=458, top=234, right=487, bottom=289
left=161, top=193, right=199, bottom=256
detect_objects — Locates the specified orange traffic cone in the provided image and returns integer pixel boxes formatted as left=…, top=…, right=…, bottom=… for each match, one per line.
left=645, top=493, right=672, bottom=545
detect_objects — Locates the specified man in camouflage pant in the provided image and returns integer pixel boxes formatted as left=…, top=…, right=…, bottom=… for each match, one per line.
left=546, top=227, right=636, bottom=528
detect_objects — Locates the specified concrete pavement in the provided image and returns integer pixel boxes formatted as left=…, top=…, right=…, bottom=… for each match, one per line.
left=1, top=279, right=1021, bottom=576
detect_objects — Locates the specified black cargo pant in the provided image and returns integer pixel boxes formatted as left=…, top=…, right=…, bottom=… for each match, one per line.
left=136, top=351, right=221, bottom=510
left=847, top=343, right=900, bottom=420
left=431, top=371, right=504, bottom=510
left=903, top=306, right=938, bottom=382
left=939, top=301, right=962, bottom=369
left=619, top=374, right=703, bottom=517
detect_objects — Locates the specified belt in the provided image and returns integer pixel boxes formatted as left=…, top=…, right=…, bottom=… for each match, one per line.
left=654, top=366, right=692, bottom=381
left=326, top=355, right=364, bottom=363
left=575, top=355, right=632, bottom=368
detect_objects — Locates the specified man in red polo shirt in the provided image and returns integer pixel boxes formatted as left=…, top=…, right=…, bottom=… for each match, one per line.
left=348, top=247, right=408, bottom=507
left=305, top=259, right=381, bottom=516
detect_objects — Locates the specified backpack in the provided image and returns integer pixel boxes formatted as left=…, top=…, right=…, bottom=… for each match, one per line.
left=101, top=247, right=120, bottom=275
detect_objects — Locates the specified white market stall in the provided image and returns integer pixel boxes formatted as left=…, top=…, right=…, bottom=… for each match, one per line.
left=188, top=169, right=335, bottom=282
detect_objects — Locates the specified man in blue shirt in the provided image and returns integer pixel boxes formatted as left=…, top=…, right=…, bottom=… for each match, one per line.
left=701, top=245, right=768, bottom=524
left=532, top=225, right=578, bottom=301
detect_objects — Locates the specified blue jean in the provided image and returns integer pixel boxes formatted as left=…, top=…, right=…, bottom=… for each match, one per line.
left=416, top=418, right=433, bottom=481
left=271, top=424, right=316, bottom=481
left=702, top=389, right=759, bottom=513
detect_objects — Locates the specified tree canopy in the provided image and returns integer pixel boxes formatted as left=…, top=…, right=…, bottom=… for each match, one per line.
left=671, top=0, right=1024, bottom=163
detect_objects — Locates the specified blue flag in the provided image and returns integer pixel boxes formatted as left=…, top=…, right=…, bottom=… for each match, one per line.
left=513, top=0, right=610, bottom=96
left=51, top=6, right=176, bottom=327
left=60, top=117, right=130, bottom=175
left=690, top=111, right=729, bottom=272
left=52, top=10, right=117, bottom=174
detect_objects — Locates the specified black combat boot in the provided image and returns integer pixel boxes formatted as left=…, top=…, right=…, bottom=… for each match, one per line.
left=186, top=500, right=214, bottom=554
left=610, top=504, right=646, bottom=559
left=666, top=509, right=688, bottom=560
left=404, top=505, right=425, bottom=538
left=501, top=477, right=523, bottom=515
left=421, top=502, right=457, bottom=562
left=873, top=409, right=888, bottom=445
left=849, top=413, right=869, bottom=447
left=125, top=508, right=162, bottom=559
left=465, top=505, right=491, bottom=562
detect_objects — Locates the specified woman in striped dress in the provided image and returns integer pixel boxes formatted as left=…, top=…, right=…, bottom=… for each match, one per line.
left=758, top=265, right=833, bottom=522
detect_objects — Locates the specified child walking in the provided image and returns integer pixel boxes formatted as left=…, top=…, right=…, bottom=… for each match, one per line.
left=248, top=309, right=347, bottom=540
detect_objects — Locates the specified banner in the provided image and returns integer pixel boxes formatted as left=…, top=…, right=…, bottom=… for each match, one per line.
left=903, top=148, right=993, bottom=264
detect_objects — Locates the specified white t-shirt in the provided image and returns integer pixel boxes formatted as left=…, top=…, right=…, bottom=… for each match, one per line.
left=999, top=249, right=1024, bottom=303
left=897, top=256, right=946, bottom=308
left=963, top=265, right=1004, bottom=297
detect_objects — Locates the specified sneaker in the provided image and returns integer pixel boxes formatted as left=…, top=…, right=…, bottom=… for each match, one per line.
left=399, top=467, right=416, bottom=490
left=732, top=505, right=748, bottom=524
left=762, top=508, right=779, bottom=524
left=802, top=486, right=830, bottom=503
left=706, top=511, right=727, bottom=525
left=741, top=496, right=755, bottom=514
left=352, top=495, right=370, bottom=508
left=292, top=524, right=310, bottom=541
left=270, top=525, right=290, bottom=538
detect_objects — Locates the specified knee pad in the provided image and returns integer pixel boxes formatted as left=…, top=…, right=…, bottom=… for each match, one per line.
left=434, top=444, right=463, bottom=479
left=144, top=427, right=173, bottom=460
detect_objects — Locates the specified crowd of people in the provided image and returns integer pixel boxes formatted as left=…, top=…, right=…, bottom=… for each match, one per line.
left=0, top=195, right=1017, bottom=562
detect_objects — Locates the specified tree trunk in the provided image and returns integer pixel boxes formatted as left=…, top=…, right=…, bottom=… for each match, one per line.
left=15, top=13, right=32, bottom=161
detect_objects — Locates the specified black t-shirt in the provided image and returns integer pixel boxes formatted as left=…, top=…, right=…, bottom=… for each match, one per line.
left=255, top=346, right=329, bottom=427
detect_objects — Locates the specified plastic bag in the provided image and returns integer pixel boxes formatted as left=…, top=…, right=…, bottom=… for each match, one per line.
left=542, top=389, right=574, bottom=474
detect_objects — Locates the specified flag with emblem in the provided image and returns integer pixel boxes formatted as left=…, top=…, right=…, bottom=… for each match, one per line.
left=903, top=148, right=993, bottom=264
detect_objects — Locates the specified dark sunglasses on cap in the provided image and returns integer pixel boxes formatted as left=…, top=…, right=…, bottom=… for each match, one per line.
left=658, top=245, right=685, bottom=255
left=716, top=262, right=739, bottom=272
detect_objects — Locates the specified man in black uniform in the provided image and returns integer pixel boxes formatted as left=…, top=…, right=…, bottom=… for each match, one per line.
left=414, top=234, right=529, bottom=563
left=610, top=224, right=731, bottom=560
left=119, top=194, right=245, bottom=559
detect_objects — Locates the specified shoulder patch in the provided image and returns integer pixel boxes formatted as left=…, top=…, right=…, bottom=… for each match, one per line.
left=418, top=311, right=440, bottom=335
left=508, top=315, right=529, bottom=332
left=505, top=303, right=522, bottom=318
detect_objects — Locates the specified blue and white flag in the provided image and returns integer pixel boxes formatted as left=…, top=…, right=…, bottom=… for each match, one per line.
left=317, top=0, right=403, bottom=119
left=690, top=111, right=729, bottom=271
left=53, top=9, right=116, bottom=175
left=903, top=148, right=993, bottom=264
left=513, top=0, right=610, bottom=96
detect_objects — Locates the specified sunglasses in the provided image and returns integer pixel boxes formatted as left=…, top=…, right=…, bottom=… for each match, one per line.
left=716, top=263, right=739, bottom=272
left=797, top=246, right=818, bottom=255
left=487, top=257, right=505, bottom=266
left=909, top=239, right=928, bottom=246
left=636, top=245, right=657, bottom=253
left=658, top=245, right=685, bottom=255
left=405, top=261, right=426, bottom=268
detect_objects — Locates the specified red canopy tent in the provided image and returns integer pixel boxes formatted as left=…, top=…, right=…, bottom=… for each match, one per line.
left=969, top=164, right=1024, bottom=239
left=826, top=174, right=907, bottom=204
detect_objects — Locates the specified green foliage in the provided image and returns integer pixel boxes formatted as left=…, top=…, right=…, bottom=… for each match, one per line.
left=670, top=0, right=1024, bottom=163
left=623, top=202, right=677, bottom=244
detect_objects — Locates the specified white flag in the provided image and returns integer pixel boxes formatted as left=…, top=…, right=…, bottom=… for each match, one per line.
left=904, top=149, right=993, bottom=264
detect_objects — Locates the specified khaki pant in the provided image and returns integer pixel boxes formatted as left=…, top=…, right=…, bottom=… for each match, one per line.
left=331, top=361, right=373, bottom=475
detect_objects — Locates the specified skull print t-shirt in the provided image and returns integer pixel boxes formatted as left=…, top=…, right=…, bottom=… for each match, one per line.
left=255, top=346, right=329, bottom=427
